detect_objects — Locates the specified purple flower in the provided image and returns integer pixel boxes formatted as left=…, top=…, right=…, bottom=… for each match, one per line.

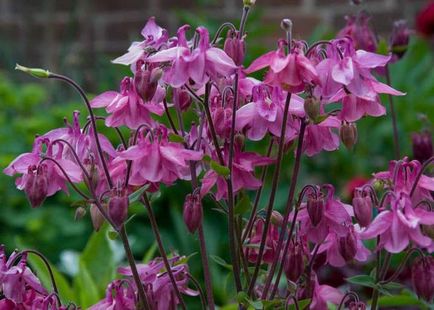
left=337, top=11, right=377, bottom=53
left=90, top=76, right=165, bottom=129
left=89, top=280, right=136, bottom=310
left=112, top=17, right=169, bottom=66
left=147, top=26, right=237, bottom=88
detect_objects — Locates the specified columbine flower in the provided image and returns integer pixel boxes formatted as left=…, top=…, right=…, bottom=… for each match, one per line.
left=4, top=138, right=82, bottom=202
left=200, top=145, right=273, bottom=200
left=360, top=192, right=434, bottom=253
left=147, top=25, right=237, bottom=88
left=90, top=76, right=165, bottom=129
left=244, top=218, right=279, bottom=264
left=90, top=280, right=136, bottom=310
left=112, top=17, right=169, bottom=65
left=245, top=40, right=320, bottom=93
left=337, top=11, right=377, bottom=52
left=235, top=84, right=303, bottom=141
left=297, top=273, right=343, bottom=310
left=115, top=126, right=203, bottom=186
left=303, top=117, right=340, bottom=156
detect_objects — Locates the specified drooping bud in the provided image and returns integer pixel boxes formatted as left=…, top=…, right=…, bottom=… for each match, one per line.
left=340, top=122, right=358, bottom=150
left=284, top=241, right=305, bottom=282
left=411, top=256, right=434, bottom=302
left=390, top=20, right=410, bottom=60
left=74, top=207, right=87, bottom=221
left=280, top=19, right=293, bottom=34
left=352, top=191, right=373, bottom=227
left=304, top=96, right=320, bottom=121
left=307, top=195, right=324, bottom=227
left=134, top=65, right=162, bottom=102
left=183, top=193, right=202, bottom=234
left=338, top=229, right=358, bottom=261
left=15, top=64, right=50, bottom=78
left=24, top=165, right=48, bottom=208
left=224, top=30, right=245, bottom=66
left=108, top=189, right=129, bottom=229
left=175, top=88, right=192, bottom=112
left=412, top=131, right=433, bottom=164
left=90, top=203, right=106, bottom=232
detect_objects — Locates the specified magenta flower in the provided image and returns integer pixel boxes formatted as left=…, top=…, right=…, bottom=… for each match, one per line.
left=4, top=138, right=82, bottom=200
left=360, top=192, right=434, bottom=253
left=245, top=40, right=320, bottom=93
left=303, top=117, right=340, bottom=156
left=244, top=218, right=279, bottom=264
left=115, top=126, right=203, bottom=186
left=235, top=85, right=304, bottom=141
left=200, top=145, right=273, bottom=200
left=318, top=225, right=370, bottom=267
left=91, top=76, right=165, bottom=129
left=147, top=26, right=237, bottom=88
left=112, top=17, right=169, bottom=65
left=90, top=280, right=136, bottom=310
left=337, top=11, right=378, bottom=52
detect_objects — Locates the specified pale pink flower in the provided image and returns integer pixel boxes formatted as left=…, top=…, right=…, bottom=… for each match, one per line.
left=303, top=117, right=340, bottom=156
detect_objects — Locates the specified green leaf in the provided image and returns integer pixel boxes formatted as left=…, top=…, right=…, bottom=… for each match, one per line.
left=377, top=291, right=429, bottom=309
left=346, top=275, right=377, bottom=289
left=376, top=38, right=389, bottom=56
left=74, top=261, right=100, bottom=308
left=107, top=230, right=118, bottom=240
left=143, top=242, right=158, bottom=263
left=234, top=194, right=251, bottom=215
left=26, top=254, right=76, bottom=304
left=203, top=154, right=211, bottom=162
left=168, top=132, right=185, bottom=143
left=128, top=184, right=149, bottom=204
left=210, top=160, right=230, bottom=177
left=210, top=255, right=233, bottom=271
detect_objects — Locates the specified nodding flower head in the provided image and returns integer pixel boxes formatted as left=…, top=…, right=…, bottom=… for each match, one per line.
left=224, top=30, right=246, bottom=66
left=183, top=192, right=202, bottom=234
left=307, top=194, right=325, bottom=227
left=411, top=256, right=434, bottom=302
left=108, top=188, right=129, bottom=229
left=352, top=189, right=373, bottom=227
left=24, top=164, right=48, bottom=208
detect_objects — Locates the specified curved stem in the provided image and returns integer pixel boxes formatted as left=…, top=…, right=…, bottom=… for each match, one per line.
left=211, top=22, right=237, bottom=44
left=51, top=139, right=91, bottom=181
left=380, top=248, right=424, bottom=285
left=93, top=116, right=128, bottom=149
left=247, top=92, right=293, bottom=297
left=385, top=65, right=400, bottom=159
left=238, top=6, right=251, bottom=39
left=337, top=291, right=359, bottom=310
left=261, top=119, right=306, bottom=300
left=39, top=157, right=91, bottom=200
left=187, top=273, right=207, bottom=310
left=140, top=194, right=187, bottom=310
left=48, top=73, right=113, bottom=188
left=163, top=98, right=180, bottom=136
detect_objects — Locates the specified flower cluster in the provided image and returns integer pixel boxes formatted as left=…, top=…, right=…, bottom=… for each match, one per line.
left=3, top=1, right=433, bottom=309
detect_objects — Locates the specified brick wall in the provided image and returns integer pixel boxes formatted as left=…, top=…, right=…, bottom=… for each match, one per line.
left=0, top=0, right=428, bottom=87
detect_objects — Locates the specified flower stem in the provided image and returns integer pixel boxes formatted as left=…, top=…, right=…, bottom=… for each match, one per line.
left=247, top=92, right=293, bottom=297
left=261, top=119, right=306, bottom=300
left=140, top=193, right=187, bottom=310
left=385, top=65, right=400, bottom=159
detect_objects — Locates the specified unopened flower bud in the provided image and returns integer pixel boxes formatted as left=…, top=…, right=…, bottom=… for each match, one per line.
left=243, top=0, right=256, bottom=7
left=90, top=203, right=105, bottom=232
left=412, top=131, right=433, bottom=164
left=349, top=301, right=366, bottom=310
left=390, top=20, right=410, bottom=60
left=108, top=190, right=129, bottom=229
left=280, top=19, right=293, bottom=33
left=224, top=30, right=245, bottom=66
left=340, top=122, right=358, bottom=150
left=338, top=230, right=358, bottom=261
left=24, top=165, right=48, bottom=208
left=74, top=207, right=87, bottom=221
left=183, top=193, right=202, bottom=233
left=411, top=256, right=434, bottom=302
left=176, top=88, right=192, bottom=112
left=213, top=107, right=233, bottom=139
left=15, top=64, right=50, bottom=78
left=304, top=96, right=320, bottom=121
left=284, top=241, right=305, bottom=282
left=134, top=66, right=162, bottom=102
left=271, top=210, right=284, bottom=227
left=307, top=196, right=324, bottom=227
left=352, top=192, right=372, bottom=227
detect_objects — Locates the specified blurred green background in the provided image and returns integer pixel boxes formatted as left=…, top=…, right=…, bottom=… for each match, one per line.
left=0, top=0, right=433, bottom=308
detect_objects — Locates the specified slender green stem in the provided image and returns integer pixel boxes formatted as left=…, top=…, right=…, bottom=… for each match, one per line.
left=385, top=65, right=400, bottom=159
left=140, top=194, right=187, bottom=310
left=261, top=119, right=306, bottom=299
left=247, top=93, right=293, bottom=297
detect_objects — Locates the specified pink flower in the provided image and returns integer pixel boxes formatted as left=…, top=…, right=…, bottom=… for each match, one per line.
left=91, top=77, right=165, bottom=129
left=245, top=40, right=320, bottom=93
left=244, top=218, right=279, bottom=264
left=115, top=126, right=203, bottom=186
left=89, top=280, right=136, bottom=310
left=4, top=138, right=82, bottom=200
left=298, top=185, right=353, bottom=243
left=235, top=85, right=303, bottom=141
left=318, top=225, right=370, bottom=267
left=337, top=11, right=378, bottom=52
left=360, top=192, right=434, bottom=253
left=112, top=17, right=169, bottom=65
left=303, top=117, right=340, bottom=157
left=147, top=26, right=237, bottom=88
left=200, top=146, right=273, bottom=200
